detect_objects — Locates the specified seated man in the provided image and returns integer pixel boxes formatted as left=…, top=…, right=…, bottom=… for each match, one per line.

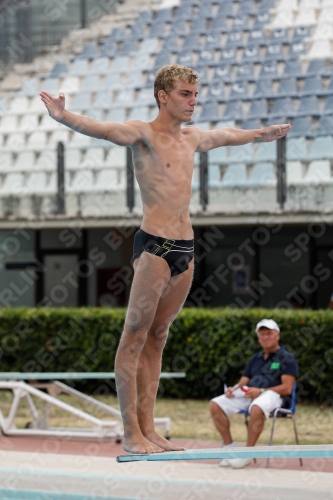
left=209, top=318, right=298, bottom=469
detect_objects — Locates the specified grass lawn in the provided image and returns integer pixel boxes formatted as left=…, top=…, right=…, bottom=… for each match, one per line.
left=0, top=391, right=332, bottom=445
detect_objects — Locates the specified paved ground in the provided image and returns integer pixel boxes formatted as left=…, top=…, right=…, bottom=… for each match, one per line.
left=1, top=435, right=333, bottom=499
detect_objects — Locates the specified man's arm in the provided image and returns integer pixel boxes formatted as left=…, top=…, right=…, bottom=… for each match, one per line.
left=195, top=124, right=292, bottom=152
left=40, top=91, right=141, bottom=146
left=244, top=374, right=296, bottom=399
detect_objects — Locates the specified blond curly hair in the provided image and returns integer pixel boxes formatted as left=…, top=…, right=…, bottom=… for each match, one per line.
left=154, top=64, right=200, bottom=108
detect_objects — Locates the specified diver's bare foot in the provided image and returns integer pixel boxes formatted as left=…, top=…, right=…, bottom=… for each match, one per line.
left=123, top=435, right=164, bottom=454
left=144, top=431, right=185, bottom=451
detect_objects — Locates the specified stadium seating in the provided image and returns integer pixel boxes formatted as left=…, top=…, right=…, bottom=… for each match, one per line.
left=1, top=0, right=333, bottom=217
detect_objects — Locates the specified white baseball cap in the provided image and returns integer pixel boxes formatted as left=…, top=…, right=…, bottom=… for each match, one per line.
left=255, top=319, right=280, bottom=333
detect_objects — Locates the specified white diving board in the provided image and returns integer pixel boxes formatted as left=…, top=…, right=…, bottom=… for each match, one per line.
left=116, top=444, right=333, bottom=463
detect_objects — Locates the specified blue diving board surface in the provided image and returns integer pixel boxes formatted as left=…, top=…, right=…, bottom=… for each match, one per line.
left=116, top=444, right=333, bottom=463
left=0, top=372, right=185, bottom=380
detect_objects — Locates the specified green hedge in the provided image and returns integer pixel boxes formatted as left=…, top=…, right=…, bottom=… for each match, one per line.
left=0, top=308, right=332, bottom=403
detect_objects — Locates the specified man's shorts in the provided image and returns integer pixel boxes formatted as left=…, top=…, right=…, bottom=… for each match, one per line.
left=211, top=390, right=283, bottom=420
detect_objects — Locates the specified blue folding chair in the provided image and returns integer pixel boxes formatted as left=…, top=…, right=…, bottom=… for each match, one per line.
left=239, top=383, right=302, bottom=468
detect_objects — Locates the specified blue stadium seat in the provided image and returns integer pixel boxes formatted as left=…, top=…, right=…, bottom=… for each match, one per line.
left=269, top=28, right=289, bottom=45
left=222, top=101, right=244, bottom=121
left=176, top=5, right=193, bottom=21
left=306, top=60, right=327, bottom=77
left=228, top=143, right=254, bottom=163
left=253, top=141, right=276, bottom=162
left=234, top=64, right=256, bottom=82
left=248, top=162, right=276, bottom=187
left=197, top=3, right=213, bottom=19
left=270, top=97, right=293, bottom=118
left=299, top=77, right=322, bottom=96
left=111, top=56, right=131, bottom=73
left=258, top=0, right=275, bottom=11
left=124, top=71, right=143, bottom=89
left=93, top=91, right=113, bottom=110
left=293, top=96, right=320, bottom=117
left=323, top=96, right=333, bottom=115
left=246, top=99, right=268, bottom=119
left=242, top=46, right=261, bottom=63
left=308, top=136, right=333, bottom=161
left=104, top=73, right=122, bottom=91
left=228, top=82, right=249, bottom=101
left=161, top=37, right=179, bottom=53
left=287, top=42, right=306, bottom=60
left=242, top=119, right=261, bottom=130
left=19, top=78, right=39, bottom=97
left=239, top=0, right=256, bottom=15
left=170, top=20, right=187, bottom=36
left=264, top=44, right=284, bottom=62
left=253, top=12, right=270, bottom=29
left=195, top=66, right=210, bottom=85
left=149, top=21, right=168, bottom=38
left=89, top=57, right=110, bottom=75
left=225, top=31, right=244, bottom=50
left=182, top=34, right=201, bottom=52
left=221, top=163, right=248, bottom=188
left=153, top=50, right=170, bottom=70
left=81, top=75, right=101, bottom=92
left=139, top=38, right=159, bottom=55
left=155, top=8, right=173, bottom=22
left=209, top=146, right=228, bottom=165
left=198, top=101, right=220, bottom=122
left=204, top=33, right=223, bottom=50
left=258, top=61, right=278, bottom=80
left=137, top=10, right=153, bottom=23
left=276, top=78, right=298, bottom=98
left=289, top=117, right=313, bottom=138
left=205, top=82, right=225, bottom=102
left=252, top=79, right=273, bottom=99
left=197, top=49, right=215, bottom=66
left=291, top=26, right=311, bottom=43
left=70, top=59, right=89, bottom=76
left=120, top=38, right=137, bottom=56
left=128, top=106, right=150, bottom=121
left=286, top=137, right=308, bottom=161
left=323, top=78, right=333, bottom=97
left=217, top=3, right=234, bottom=17
left=231, top=15, right=250, bottom=31
left=129, top=21, right=147, bottom=40
left=109, top=27, right=126, bottom=42
left=190, top=17, right=207, bottom=35
left=219, top=48, right=238, bottom=65
left=211, top=15, right=229, bottom=32
left=40, top=77, right=59, bottom=93
left=314, top=115, right=333, bottom=136
left=70, top=92, right=91, bottom=111
left=105, top=108, right=126, bottom=123
left=177, top=51, right=195, bottom=66
left=50, top=62, right=67, bottom=78
left=212, top=66, right=232, bottom=84
left=78, top=43, right=97, bottom=60
left=100, top=40, right=117, bottom=58
left=136, top=88, right=156, bottom=107
left=281, top=59, right=303, bottom=79
left=85, top=108, right=103, bottom=121
left=247, top=29, right=266, bottom=47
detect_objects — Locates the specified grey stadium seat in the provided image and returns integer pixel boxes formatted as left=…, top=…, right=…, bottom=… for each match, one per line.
left=306, top=59, right=327, bottom=77
left=216, top=3, right=234, bottom=17
left=204, top=33, right=223, bottom=50
left=292, top=26, right=311, bottom=42
left=176, top=5, right=193, bottom=21
left=286, top=137, right=308, bottom=161
left=323, top=96, right=333, bottom=115
left=198, top=101, right=220, bottom=122
left=270, top=97, right=293, bottom=118
left=70, top=92, right=91, bottom=111
left=222, top=101, right=244, bottom=121
left=78, top=44, right=97, bottom=60
left=209, top=146, right=228, bottom=165
left=170, top=20, right=187, bottom=36
left=161, top=37, right=179, bottom=53
left=293, top=96, right=320, bottom=117
left=248, top=162, right=276, bottom=187
left=269, top=28, right=289, bottom=45
left=205, top=82, right=225, bottom=102
left=103, top=73, right=122, bottom=91
left=136, top=88, right=156, bottom=107
left=89, top=57, right=111, bottom=75
left=50, top=62, right=67, bottom=78
left=105, top=108, right=126, bottom=123
left=0, top=152, right=13, bottom=173
left=93, top=91, right=113, bottom=109
left=239, top=0, right=256, bottom=15
left=242, top=46, right=261, bottom=64
left=228, top=82, right=249, bottom=101
left=287, top=42, right=306, bottom=60
left=212, top=66, right=232, bottom=84
left=234, top=64, right=256, bottom=82
left=314, top=116, right=333, bottom=136
left=190, top=17, right=208, bottom=35
left=177, top=51, right=195, bottom=67
left=155, top=8, right=173, bottom=22
left=264, top=44, right=284, bottom=62
left=13, top=151, right=35, bottom=172
left=224, top=31, right=244, bottom=50
left=253, top=12, right=270, bottom=29
left=19, top=78, right=39, bottom=97
left=281, top=59, right=303, bottom=79
left=228, top=143, right=254, bottom=163
left=182, top=34, right=201, bottom=52
left=299, top=77, right=323, bottom=97
left=308, top=136, right=333, bottom=161
left=119, top=38, right=137, bottom=56
left=211, top=15, right=228, bottom=32
left=247, top=29, right=266, bottom=47
left=197, top=3, right=213, bottom=19
left=253, top=142, right=276, bottom=162
left=252, top=80, right=273, bottom=99
left=258, top=61, right=278, bottom=80
left=100, top=40, right=117, bottom=58
left=149, top=21, right=168, bottom=38
left=197, top=49, right=215, bottom=66
left=232, top=15, right=251, bottom=31
left=81, top=75, right=101, bottom=92
left=222, top=163, right=247, bottom=188
left=246, top=99, right=268, bottom=120
left=114, top=89, right=135, bottom=108
left=219, top=48, right=237, bottom=65
left=288, top=117, right=313, bottom=138
left=276, top=78, right=298, bottom=98
left=258, top=0, right=275, bottom=11
left=242, top=119, right=262, bottom=130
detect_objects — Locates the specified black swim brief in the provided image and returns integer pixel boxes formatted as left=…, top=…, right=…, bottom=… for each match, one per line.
left=133, top=229, right=194, bottom=277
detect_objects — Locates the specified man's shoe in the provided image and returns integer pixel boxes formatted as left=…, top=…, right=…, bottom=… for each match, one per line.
left=219, top=458, right=231, bottom=467
left=228, top=458, right=252, bottom=469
